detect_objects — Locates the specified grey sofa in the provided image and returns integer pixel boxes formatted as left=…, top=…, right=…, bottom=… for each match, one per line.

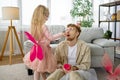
left=24, top=25, right=118, bottom=68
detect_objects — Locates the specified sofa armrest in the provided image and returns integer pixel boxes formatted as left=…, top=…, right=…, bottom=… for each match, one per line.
left=24, top=40, right=33, bottom=54
left=93, top=38, right=118, bottom=47
left=23, top=40, right=58, bottom=54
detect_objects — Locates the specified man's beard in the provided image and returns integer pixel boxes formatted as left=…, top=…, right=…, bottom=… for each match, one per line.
left=67, top=36, right=75, bottom=41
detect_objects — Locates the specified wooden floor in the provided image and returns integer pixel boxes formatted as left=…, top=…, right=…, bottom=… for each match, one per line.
left=0, top=54, right=120, bottom=80
left=0, top=53, right=119, bottom=66
left=0, top=54, right=23, bottom=65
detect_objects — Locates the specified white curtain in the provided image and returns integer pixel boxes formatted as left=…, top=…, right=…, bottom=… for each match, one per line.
left=1, top=0, right=119, bottom=55
left=0, top=0, right=73, bottom=55
left=0, top=0, right=21, bottom=55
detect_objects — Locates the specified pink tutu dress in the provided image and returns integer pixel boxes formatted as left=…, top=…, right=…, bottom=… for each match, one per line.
left=23, top=25, right=63, bottom=73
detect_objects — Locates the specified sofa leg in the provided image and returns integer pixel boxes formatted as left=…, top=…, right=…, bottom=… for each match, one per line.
left=27, top=69, right=33, bottom=75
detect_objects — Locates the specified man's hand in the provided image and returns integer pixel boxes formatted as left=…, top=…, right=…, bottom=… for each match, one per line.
left=57, top=65, right=69, bottom=74
left=58, top=65, right=79, bottom=74
left=71, top=66, right=79, bottom=71
left=63, top=66, right=71, bottom=74
left=57, top=65, right=62, bottom=69
left=63, top=66, right=78, bottom=74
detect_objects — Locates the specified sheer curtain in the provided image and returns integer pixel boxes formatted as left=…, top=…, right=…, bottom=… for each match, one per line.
left=0, top=0, right=19, bottom=28
left=0, top=0, right=73, bottom=54
left=21, top=0, right=47, bottom=26
left=21, top=0, right=47, bottom=47
left=21, top=0, right=73, bottom=27
left=92, top=0, right=109, bottom=28
left=50, top=0, right=73, bottom=26
left=21, top=0, right=73, bottom=48
left=0, top=0, right=20, bottom=55
left=2, top=0, right=119, bottom=55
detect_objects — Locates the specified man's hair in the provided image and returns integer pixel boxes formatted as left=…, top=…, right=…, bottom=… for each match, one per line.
left=67, top=24, right=81, bottom=37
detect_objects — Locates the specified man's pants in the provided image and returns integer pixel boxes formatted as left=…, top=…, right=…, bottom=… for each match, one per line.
left=60, top=69, right=98, bottom=80
left=46, top=69, right=84, bottom=80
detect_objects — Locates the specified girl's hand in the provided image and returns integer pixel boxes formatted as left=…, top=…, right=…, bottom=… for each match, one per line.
left=63, top=66, right=71, bottom=74
left=62, top=32, right=66, bottom=37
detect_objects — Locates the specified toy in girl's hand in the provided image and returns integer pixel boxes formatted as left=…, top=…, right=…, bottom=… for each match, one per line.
left=64, top=64, right=71, bottom=71
left=102, top=53, right=120, bottom=80
left=24, top=31, right=44, bottom=62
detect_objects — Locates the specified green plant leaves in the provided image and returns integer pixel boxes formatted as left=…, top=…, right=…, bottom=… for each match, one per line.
left=70, top=0, right=94, bottom=27
left=104, top=30, right=112, bottom=39
left=81, top=19, right=94, bottom=27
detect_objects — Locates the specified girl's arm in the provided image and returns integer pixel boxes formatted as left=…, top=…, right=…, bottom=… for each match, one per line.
left=43, top=25, right=64, bottom=41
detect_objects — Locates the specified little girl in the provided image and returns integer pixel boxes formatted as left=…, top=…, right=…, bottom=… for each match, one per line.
left=23, top=5, right=64, bottom=80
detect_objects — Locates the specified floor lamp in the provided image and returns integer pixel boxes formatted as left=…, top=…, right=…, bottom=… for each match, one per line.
left=0, top=7, right=24, bottom=64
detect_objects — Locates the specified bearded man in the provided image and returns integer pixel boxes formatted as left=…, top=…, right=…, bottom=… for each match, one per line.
left=46, top=24, right=97, bottom=80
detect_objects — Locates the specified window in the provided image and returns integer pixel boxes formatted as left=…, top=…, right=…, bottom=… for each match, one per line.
left=92, top=0, right=109, bottom=27
left=50, top=0, right=72, bottom=26
left=21, top=0, right=73, bottom=26
left=0, top=0, right=18, bottom=18
left=0, top=0, right=73, bottom=28
left=0, top=0, right=18, bottom=28
left=21, top=0, right=47, bottom=26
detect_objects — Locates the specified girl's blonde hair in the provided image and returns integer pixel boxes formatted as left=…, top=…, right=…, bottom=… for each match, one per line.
left=31, top=5, right=49, bottom=40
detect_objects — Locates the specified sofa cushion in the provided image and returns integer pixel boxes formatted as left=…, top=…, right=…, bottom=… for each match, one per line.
left=24, top=40, right=33, bottom=53
left=79, top=28, right=104, bottom=43
left=50, top=40, right=60, bottom=44
left=48, top=25, right=65, bottom=44
left=50, top=44, right=58, bottom=53
left=93, top=38, right=118, bottom=47
left=87, top=43, right=104, bottom=56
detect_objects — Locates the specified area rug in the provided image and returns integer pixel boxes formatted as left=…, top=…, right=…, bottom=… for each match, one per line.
left=0, top=63, right=34, bottom=80
left=0, top=59, right=119, bottom=80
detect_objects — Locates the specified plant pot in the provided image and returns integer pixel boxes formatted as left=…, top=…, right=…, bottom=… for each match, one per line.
left=104, top=30, right=112, bottom=39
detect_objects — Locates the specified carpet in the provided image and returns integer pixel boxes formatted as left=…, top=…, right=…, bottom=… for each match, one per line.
left=0, top=63, right=104, bottom=80
left=0, top=63, right=99, bottom=80
left=0, top=62, right=120, bottom=80
left=0, top=55, right=119, bottom=80
left=0, top=63, right=34, bottom=80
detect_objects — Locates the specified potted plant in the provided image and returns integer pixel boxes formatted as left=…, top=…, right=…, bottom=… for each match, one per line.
left=104, top=30, right=112, bottom=39
left=70, top=0, right=94, bottom=27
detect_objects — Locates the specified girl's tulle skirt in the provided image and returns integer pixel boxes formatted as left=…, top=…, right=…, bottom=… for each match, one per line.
left=23, top=45, right=57, bottom=73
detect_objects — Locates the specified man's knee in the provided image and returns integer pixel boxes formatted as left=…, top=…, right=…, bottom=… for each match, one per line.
left=69, top=71, right=84, bottom=80
left=47, top=69, right=65, bottom=80
left=46, top=78, right=54, bottom=80
left=70, top=71, right=78, bottom=77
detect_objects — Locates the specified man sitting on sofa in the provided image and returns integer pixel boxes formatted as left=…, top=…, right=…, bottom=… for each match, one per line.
left=46, top=24, right=97, bottom=80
